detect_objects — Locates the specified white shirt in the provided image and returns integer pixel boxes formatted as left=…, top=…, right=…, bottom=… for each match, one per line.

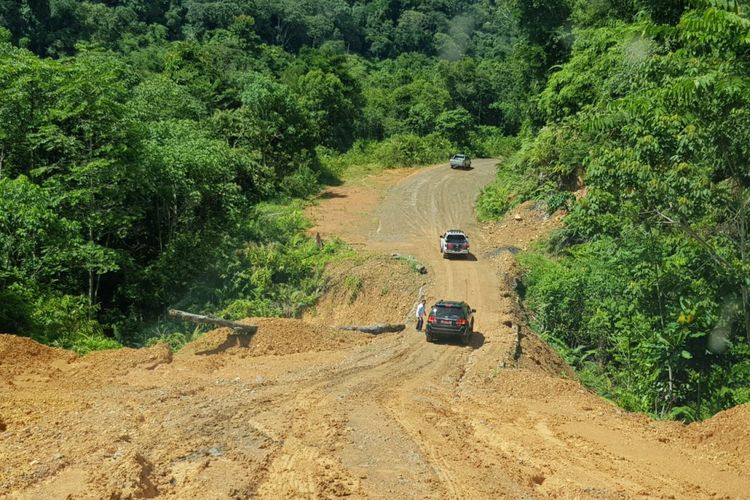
left=416, top=302, right=426, bottom=318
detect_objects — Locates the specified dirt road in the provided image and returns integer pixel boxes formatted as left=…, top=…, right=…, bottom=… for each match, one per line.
left=2, top=160, right=750, bottom=499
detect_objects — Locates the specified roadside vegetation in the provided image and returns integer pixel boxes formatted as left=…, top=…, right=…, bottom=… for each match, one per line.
left=477, top=1, right=750, bottom=421
left=0, top=0, right=531, bottom=352
left=2, top=0, right=747, bottom=422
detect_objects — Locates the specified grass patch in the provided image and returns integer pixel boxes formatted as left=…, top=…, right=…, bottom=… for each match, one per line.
left=344, top=275, right=364, bottom=303
left=476, top=154, right=534, bottom=220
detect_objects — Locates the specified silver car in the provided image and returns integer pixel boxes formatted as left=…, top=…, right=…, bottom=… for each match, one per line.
left=450, top=154, right=471, bottom=169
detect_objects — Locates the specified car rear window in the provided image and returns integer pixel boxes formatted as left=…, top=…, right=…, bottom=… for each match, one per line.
left=446, top=234, right=467, bottom=243
left=453, top=155, right=465, bottom=159
left=433, top=305, right=465, bottom=319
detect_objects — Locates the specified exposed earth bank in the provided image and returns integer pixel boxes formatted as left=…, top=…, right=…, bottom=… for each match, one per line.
left=1, top=159, right=749, bottom=498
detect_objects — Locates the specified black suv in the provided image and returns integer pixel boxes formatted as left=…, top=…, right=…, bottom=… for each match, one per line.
left=425, top=300, right=475, bottom=345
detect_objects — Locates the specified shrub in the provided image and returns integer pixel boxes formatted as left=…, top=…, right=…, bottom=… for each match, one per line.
left=476, top=157, right=537, bottom=220
left=20, top=292, right=123, bottom=354
left=279, top=164, right=321, bottom=198
left=62, top=332, right=122, bottom=355
left=472, top=127, right=520, bottom=159
left=373, top=133, right=452, bottom=167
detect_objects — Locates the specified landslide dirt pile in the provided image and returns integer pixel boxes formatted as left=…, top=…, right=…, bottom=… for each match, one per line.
left=0, top=334, right=76, bottom=382
left=179, top=317, right=370, bottom=357
left=476, top=201, right=574, bottom=380
left=483, top=200, right=565, bottom=253
left=5, top=164, right=750, bottom=499
left=690, top=404, right=750, bottom=469
left=70, top=343, right=174, bottom=385
left=305, top=254, right=429, bottom=327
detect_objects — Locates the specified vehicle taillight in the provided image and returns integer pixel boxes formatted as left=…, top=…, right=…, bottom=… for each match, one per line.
left=462, top=243, right=468, bottom=249
left=447, top=243, right=454, bottom=249
left=456, top=319, right=467, bottom=325
left=428, top=315, right=437, bottom=324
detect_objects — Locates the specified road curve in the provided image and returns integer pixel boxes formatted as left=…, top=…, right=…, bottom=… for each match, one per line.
left=5, top=159, right=750, bottom=499
left=369, top=158, right=503, bottom=334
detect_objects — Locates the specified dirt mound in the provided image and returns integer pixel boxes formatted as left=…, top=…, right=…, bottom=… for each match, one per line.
left=69, top=343, right=173, bottom=385
left=305, top=254, right=429, bottom=327
left=689, top=404, right=750, bottom=467
left=483, top=200, right=564, bottom=252
left=0, top=334, right=76, bottom=382
left=476, top=216, right=574, bottom=381
left=94, top=451, right=160, bottom=499
left=179, top=317, right=369, bottom=358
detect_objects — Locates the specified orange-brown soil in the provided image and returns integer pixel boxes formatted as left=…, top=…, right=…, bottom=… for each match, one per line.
left=2, top=159, right=749, bottom=499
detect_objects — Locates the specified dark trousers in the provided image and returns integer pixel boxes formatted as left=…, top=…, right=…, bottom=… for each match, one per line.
left=416, top=317, right=424, bottom=331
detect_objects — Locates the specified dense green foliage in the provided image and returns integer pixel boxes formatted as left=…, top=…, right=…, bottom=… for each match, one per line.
left=6, top=0, right=743, bottom=422
left=481, top=0, right=750, bottom=420
left=1, top=1, right=563, bottom=351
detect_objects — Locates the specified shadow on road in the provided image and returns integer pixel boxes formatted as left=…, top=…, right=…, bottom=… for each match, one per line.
left=468, top=331, right=485, bottom=349
left=444, top=253, right=478, bottom=261
left=428, top=331, right=485, bottom=350
left=195, top=333, right=252, bottom=355
left=319, top=191, right=348, bottom=200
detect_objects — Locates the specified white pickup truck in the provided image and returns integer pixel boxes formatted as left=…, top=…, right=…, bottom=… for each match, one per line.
left=439, top=230, right=470, bottom=258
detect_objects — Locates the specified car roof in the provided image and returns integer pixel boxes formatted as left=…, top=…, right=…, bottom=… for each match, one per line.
left=434, top=300, right=468, bottom=307
left=445, top=229, right=466, bottom=235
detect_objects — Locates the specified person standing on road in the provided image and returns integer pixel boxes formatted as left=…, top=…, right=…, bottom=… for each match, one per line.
left=416, top=299, right=426, bottom=331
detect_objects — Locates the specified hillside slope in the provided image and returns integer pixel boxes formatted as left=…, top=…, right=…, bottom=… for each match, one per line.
left=1, top=160, right=749, bottom=498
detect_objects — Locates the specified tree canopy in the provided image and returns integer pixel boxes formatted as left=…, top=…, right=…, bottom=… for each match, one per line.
left=478, top=0, right=750, bottom=421
left=0, top=0, right=548, bottom=351
left=2, top=0, right=748, bottom=421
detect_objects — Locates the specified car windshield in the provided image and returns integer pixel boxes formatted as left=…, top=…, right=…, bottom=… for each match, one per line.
left=453, top=155, right=465, bottom=159
left=446, top=234, right=466, bottom=242
left=433, top=305, right=465, bottom=319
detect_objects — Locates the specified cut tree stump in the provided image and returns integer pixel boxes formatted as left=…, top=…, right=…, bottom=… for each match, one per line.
left=168, top=309, right=258, bottom=334
left=337, top=324, right=406, bottom=334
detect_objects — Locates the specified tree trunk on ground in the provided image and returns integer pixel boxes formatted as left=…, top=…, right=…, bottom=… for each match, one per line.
left=168, top=309, right=258, bottom=334
left=337, top=324, right=406, bottom=334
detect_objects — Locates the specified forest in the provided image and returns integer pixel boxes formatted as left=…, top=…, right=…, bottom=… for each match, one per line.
left=1, top=0, right=748, bottom=421
left=0, top=0, right=533, bottom=350
left=477, top=0, right=750, bottom=420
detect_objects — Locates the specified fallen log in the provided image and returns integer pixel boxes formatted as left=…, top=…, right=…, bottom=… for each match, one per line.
left=168, top=309, right=258, bottom=334
left=337, top=324, right=405, bottom=334
left=390, top=253, right=428, bottom=274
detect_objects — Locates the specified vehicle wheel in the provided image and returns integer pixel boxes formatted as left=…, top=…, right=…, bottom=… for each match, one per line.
left=425, top=332, right=433, bottom=343
left=465, top=322, right=474, bottom=345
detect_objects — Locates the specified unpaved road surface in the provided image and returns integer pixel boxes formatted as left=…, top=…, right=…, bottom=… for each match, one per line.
left=2, top=160, right=750, bottom=499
